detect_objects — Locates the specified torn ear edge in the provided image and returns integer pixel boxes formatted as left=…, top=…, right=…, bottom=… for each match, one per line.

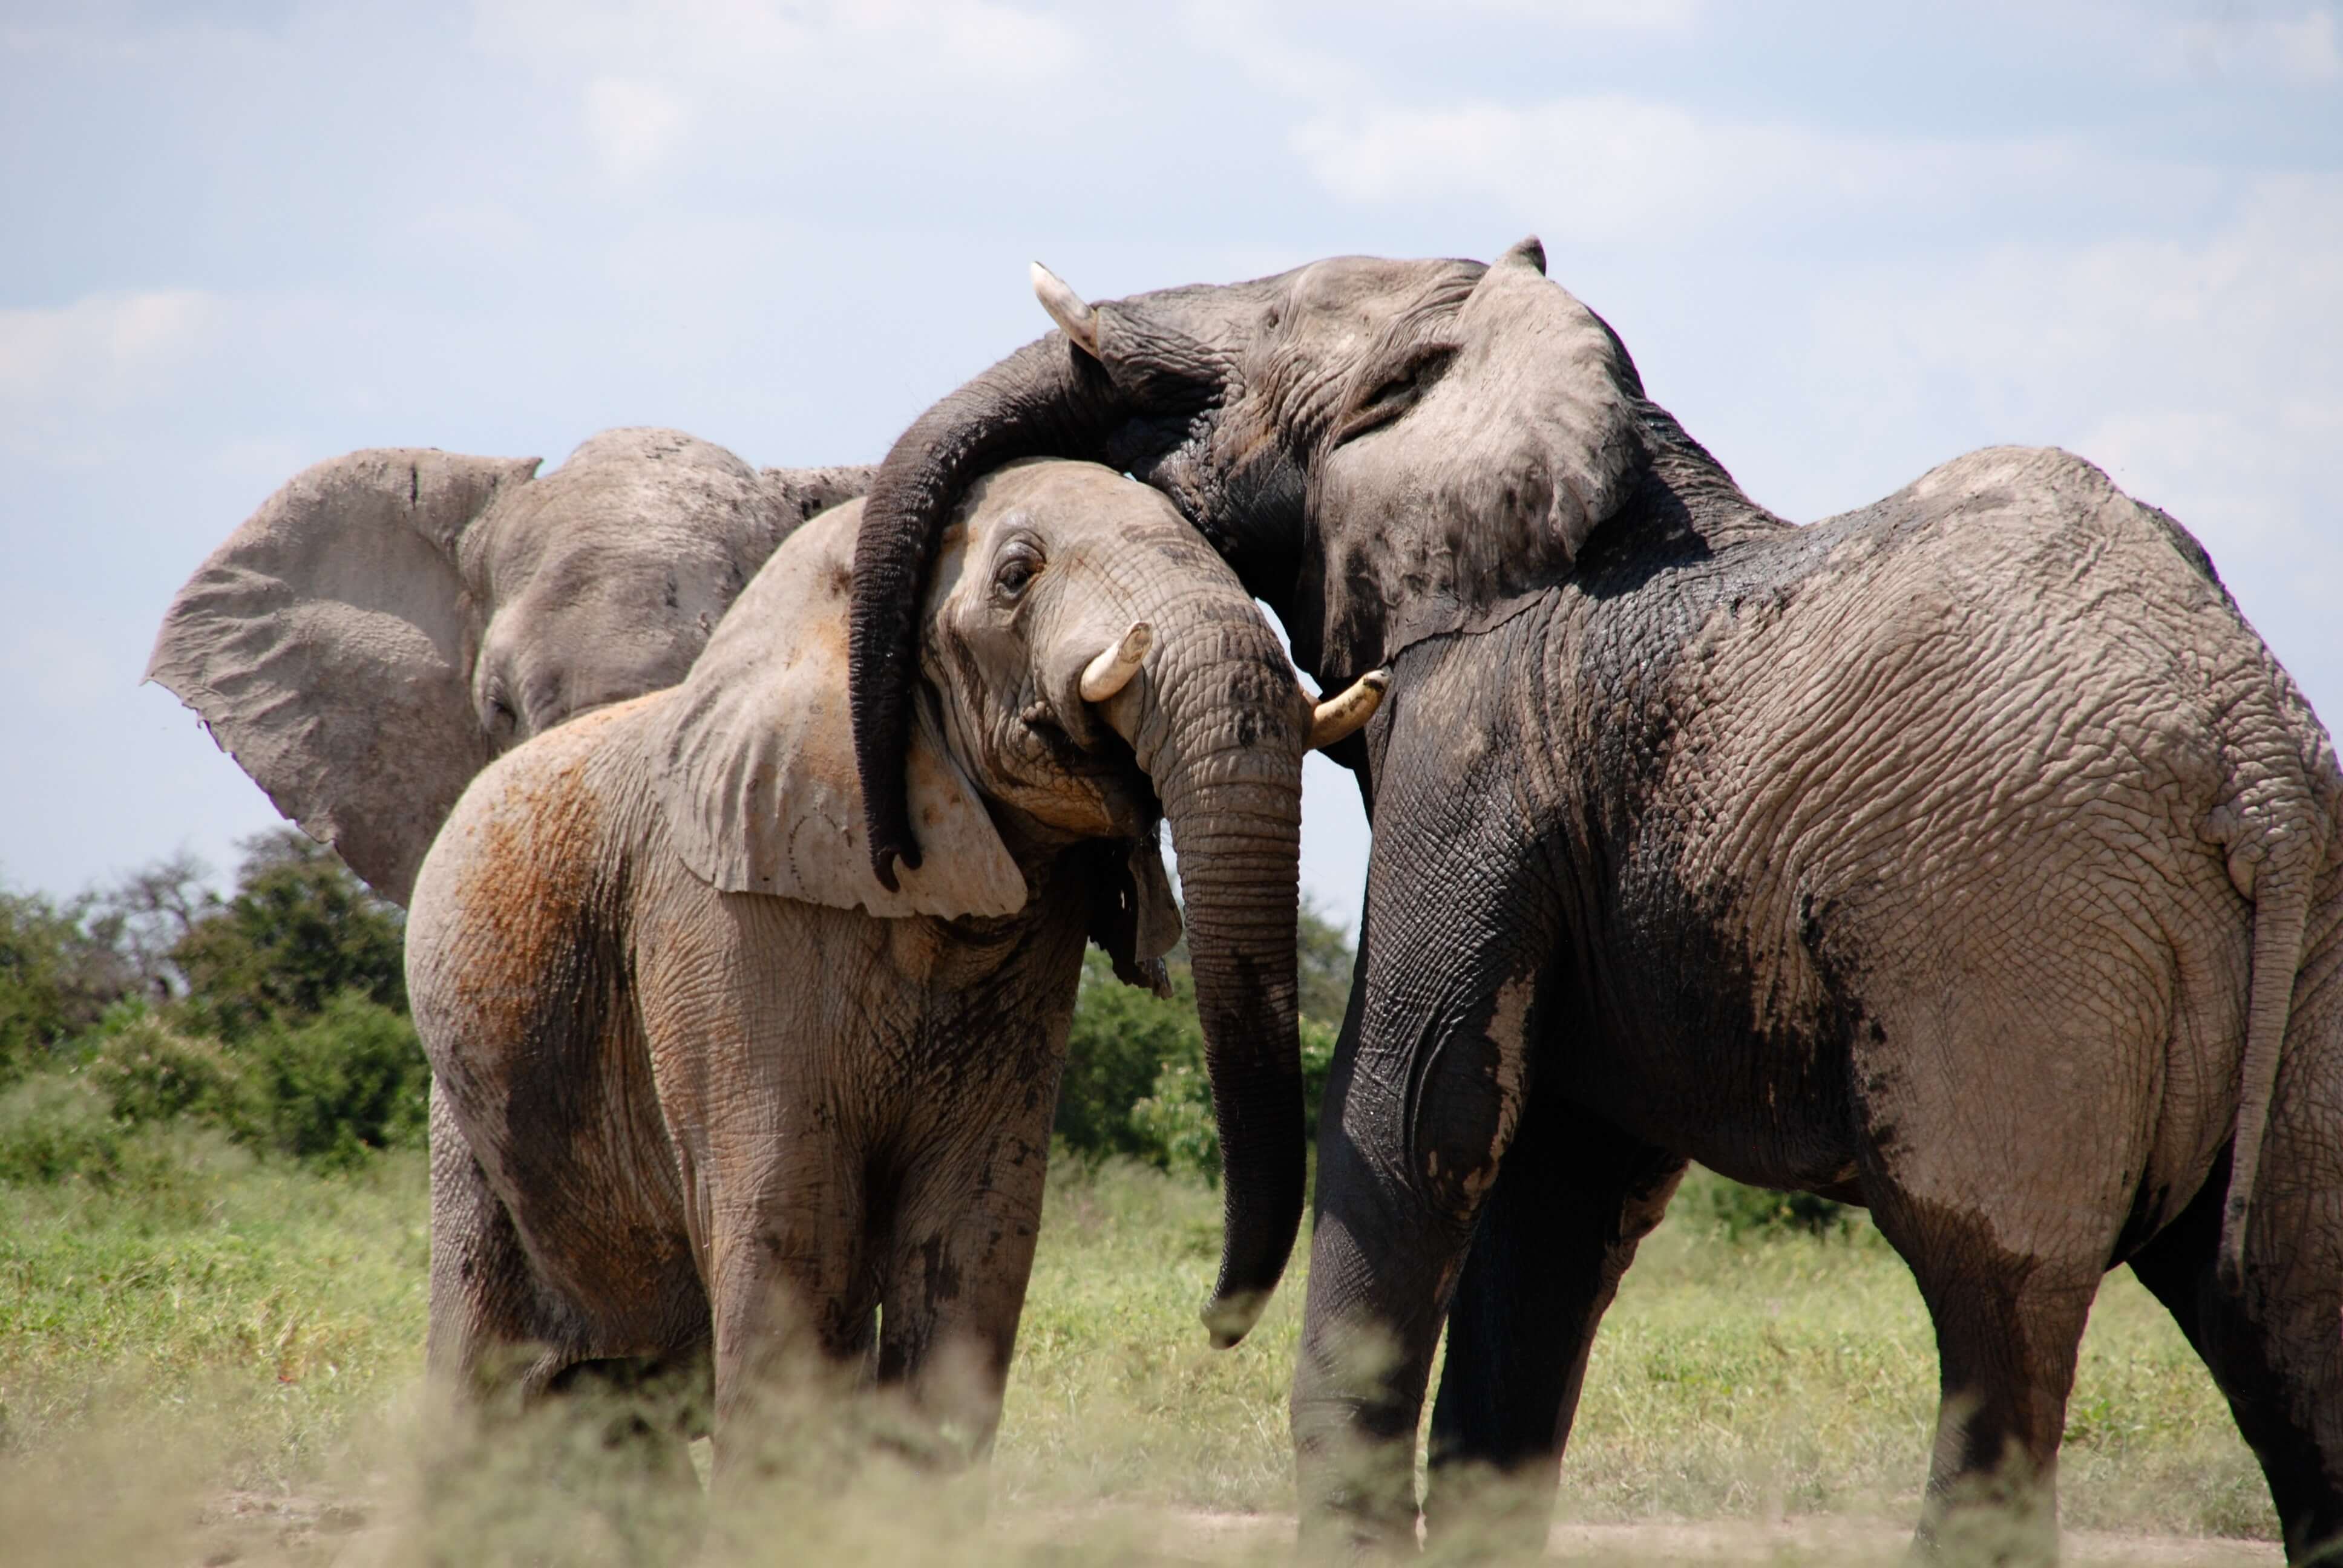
left=1086, top=833, right=1182, bottom=999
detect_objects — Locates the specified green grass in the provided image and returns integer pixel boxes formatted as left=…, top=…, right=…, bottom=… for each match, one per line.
left=0, top=1146, right=2279, bottom=1563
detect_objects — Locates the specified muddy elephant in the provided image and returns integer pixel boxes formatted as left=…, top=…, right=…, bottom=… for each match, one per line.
left=407, top=459, right=1383, bottom=1473
left=148, top=426, right=871, bottom=904
left=839, top=242, right=2343, bottom=1560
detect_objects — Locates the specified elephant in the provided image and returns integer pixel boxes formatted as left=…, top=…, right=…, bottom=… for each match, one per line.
left=148, top=425, right=872, bottom=906
left=837, top=240, right=2343, bottom=1560
left=405, top=458, right=1386, bottom=1478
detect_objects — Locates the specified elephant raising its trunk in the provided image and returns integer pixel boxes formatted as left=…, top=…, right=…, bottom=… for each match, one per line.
left=844, top=244, right=2343, bottom=1562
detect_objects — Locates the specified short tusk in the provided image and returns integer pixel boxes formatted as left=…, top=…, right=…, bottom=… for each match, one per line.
left=1308, top=668, right=1390, bottom=749
left=1080, top=621, right=1152, bottom=702
left=1031, top=261, right=1100, bottom=358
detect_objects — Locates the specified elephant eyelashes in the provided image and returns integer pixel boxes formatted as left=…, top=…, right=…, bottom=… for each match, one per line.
left=992, top=544, right=1043, bottom=602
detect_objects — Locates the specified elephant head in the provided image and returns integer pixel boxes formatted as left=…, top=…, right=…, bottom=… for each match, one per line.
left=658, top=460, right=1385, bottom=1347
left=149, top=427, right=871, bottom=904
left=846, top=238, right=1656, bottom=884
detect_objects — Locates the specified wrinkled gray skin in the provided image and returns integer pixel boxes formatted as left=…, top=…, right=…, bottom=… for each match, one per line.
left=149, top=426, right=871, bottom=905
left=407, top=461, right=1311, bottom=1480
left=845, top=241, right=2343, bottom=1561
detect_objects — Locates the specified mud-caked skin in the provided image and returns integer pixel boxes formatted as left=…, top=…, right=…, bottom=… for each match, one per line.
left=407, top=463, right=1317, bottom=1480
left=845, top=240, right=2343, bottom=1561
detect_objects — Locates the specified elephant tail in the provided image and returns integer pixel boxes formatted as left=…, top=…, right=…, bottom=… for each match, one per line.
left=2215, top=806, right=2324, bottom=1298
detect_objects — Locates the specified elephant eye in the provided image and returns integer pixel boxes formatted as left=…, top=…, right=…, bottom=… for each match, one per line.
left=1336, top=343, right=1458, bottom=446
left=994, top=544, right=1043, bottom=601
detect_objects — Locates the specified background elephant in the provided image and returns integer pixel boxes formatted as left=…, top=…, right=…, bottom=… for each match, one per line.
left=148, top=426, right=871, bottom=904
left=841, top=243, right=2343, bottom=1560
left=409, top=460, right=1377, bottom=1474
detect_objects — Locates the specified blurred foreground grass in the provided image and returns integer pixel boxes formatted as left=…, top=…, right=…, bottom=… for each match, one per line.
left=0, top=1132, right=2274, bottom=1564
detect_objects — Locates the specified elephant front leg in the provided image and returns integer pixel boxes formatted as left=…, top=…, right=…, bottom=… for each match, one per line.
left=871, top=1128, right=1054, bottom=1477
left=1292, top=959, right=1545, bottom=1554
left=1423, top=1101, right=1685, bottom=1555
left=703, top=1166, right=879, bottom=1491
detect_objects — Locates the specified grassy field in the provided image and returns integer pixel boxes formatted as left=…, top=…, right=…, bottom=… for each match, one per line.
left=0, top=1123, right=2276, bottom=1564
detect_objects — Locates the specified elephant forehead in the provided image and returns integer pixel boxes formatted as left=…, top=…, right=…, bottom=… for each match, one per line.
left=954, top=459, right=1184, bottom=546
left=1284, top=255, right=1460, bottom=318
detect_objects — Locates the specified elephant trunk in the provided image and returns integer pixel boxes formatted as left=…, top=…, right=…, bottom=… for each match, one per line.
left=851, top=337, right=1127, bottom=891
left=850, top=299, right=1239, bottom=892
left=1108, top=592, right=1308, bottom=1349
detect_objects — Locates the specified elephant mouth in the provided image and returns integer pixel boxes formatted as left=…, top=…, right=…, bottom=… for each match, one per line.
left=1009, top=699, right=1159, bottom=840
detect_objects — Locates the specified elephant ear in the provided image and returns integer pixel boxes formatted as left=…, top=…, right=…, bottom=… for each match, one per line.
left=654, top=503, right=1026, bottom=919
left=1312, top=236, right=1650, bottom=675
left=1086, top=834, right=1184, bottom=998
left=147, top=448, right=540, bottom=905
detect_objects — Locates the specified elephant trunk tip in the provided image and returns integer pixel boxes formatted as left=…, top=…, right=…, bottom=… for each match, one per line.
left=1201, top=1287, right=1270, bottom=1350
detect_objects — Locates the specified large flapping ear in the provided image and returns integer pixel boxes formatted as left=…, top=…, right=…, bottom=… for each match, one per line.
left=147, top=448, right=540, bottom=906
left=655, top=503, right=1026, bottom=918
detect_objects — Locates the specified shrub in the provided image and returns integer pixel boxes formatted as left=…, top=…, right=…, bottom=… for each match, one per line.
left=171, top=830, right=405, bottom=1044
left=1129, top=1015, right=1338, bottom=1184
left=0, top=888, right=139, bottom=1086
left=87, top=1005, right=240, bottom=1127
left=231, top=991, right=429, bottom=1170
left=1055, top=952, right=1205, bottom=1161
left=1696, top=1168, right=1855, bottom=1241
left=0, top=1074, right=133, bottom=1186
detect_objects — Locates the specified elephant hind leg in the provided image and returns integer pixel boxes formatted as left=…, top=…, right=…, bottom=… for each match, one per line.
left=2129, top=1155, right=2343, bottom=1562
left=1872, top=1199, right=2103, bottom=1566
left=1423, top=1102, right=1685, bottom=1557
left=2130, top=898, right=2343, bottom=1562
left=428, top=1079, right=575, bottom=1397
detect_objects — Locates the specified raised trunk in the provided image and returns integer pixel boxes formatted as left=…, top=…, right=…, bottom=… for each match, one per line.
left=850, top=298, right=1240, bottom=889
left=850, top=337, right=1125, bottom=889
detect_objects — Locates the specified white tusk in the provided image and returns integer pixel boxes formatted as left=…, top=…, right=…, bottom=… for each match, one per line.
left=1308, top=668, right=1391, bottom=749
left=1031, top=261, right=1100, bottom=358
left=1080, top=621, right=1152, bottom=702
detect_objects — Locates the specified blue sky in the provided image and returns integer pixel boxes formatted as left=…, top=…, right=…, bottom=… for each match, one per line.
left=4, top=0, right=2338, bottom=924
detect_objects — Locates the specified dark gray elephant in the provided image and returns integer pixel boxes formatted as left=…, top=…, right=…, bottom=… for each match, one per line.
left=841, top=241, right=2343, bottom=1561
left=408, top=460, right=1381, bottom=1472
left=149, top=426, right=871, bottom=904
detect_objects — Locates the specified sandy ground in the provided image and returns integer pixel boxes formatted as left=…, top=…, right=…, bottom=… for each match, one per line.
left=199, top=1492, right=2283, bottom=1566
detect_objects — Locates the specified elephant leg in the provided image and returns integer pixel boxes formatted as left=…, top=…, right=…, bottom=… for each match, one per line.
left=1291, top=955, right=1548, bottom=1552
left=2129, top=1155, right=2343, bottom=1561
left=703, top=1161, right=877, bottom=1489
left=1869, top=1201, right=2102, bottom=1566
left=427, top=1079, right=566, bottom=1397
left=2128, top=900, right=2343, bottom=1566
left=1423, top=1101, right=1685, bottom=1555
left=871, top=1132, right=1054, bottom=1472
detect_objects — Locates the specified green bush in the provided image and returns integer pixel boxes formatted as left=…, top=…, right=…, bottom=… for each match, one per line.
left=1055, top=952, right=1205, bottom=1161
left=87, top=1004, right=241, bottom=1128
left=0, top=888, right=138, bottom=1086
left=170, top=830, right=405, bottom=1044
left=1694, top=1166, right=1855, bottom=1241
left=1056, top=898, right=1356, bottom=1177
left=0, top=1074, right=134, bottom=1186
left=230, top=991, right=430, bottom=1171
left=1129, top=1014, right=1338, bottom=1184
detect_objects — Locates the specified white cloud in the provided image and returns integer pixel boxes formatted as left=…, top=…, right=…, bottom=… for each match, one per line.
left=0, top=289, right=224, bottom=413
left=1291, top=94, right=2218, bottom=245
left=1780, top=170, right=2343, bottom=713
left=474, top=0, right=1081, bottom=91
left=585, top=74, right=690, bottom=183
left=2171, top=6, right=2342, bottom=83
